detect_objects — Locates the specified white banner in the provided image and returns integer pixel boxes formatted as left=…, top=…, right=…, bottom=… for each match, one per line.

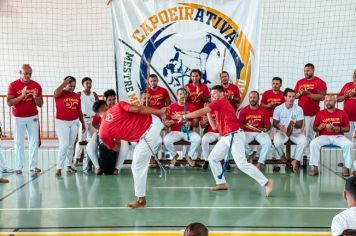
left=111, top=0, right=262, bottom=107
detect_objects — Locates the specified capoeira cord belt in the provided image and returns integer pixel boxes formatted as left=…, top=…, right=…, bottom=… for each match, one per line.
left=143, top=135, right=167, bottom=180
left=218, top=132, right=235, bottom=179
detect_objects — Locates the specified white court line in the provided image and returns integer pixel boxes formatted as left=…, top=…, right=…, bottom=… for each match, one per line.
left=0, top=206, right=346, bottom=211
left=152, top=186, right=211, bottom=189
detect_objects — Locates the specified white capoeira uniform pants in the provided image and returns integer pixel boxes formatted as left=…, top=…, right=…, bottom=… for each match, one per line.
left=163, top=131, right=201, bottom=158
left=201, top=132, right=220, bottom=161
left=13, top=115, right=39, bottom=170
left=55, top=119, right=79, bottom=170
left=208, top=130, right=268, bottom=186
left=309, top=135, right=352, bottom=168
left=345, top=121, right=356, bottom=141
left=132, top=115, right=163, bottom=197
left=74, top=117, right=96, bottom=160
left=303, top=115, right=315, bottom=156
left=274, top=131, right=307, bottom=161
left=0, top=139, right=9, bottom=171
left=244, top=132, right=272, bottom=164
left=85, top=131, right=129, bottom=171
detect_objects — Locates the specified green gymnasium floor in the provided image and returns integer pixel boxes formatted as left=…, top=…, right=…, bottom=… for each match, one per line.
left=0, top=148, right=349, bottom=235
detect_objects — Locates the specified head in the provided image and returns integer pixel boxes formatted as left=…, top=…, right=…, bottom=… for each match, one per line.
left=92, top=100, right=108, bottom=117
left=272, top=77, right=282, bottom=92
left=189, top=69, right=202, bottom=84
left=64, top=76, right=76, bottom=92
left=325, top=94, right=337, bottom=110
left=220, top=71, right=230, bottom=86
left=283, top=88, right=296, bottom=106
left=81, top=77, right=92, bottom=91
left=184, top=222, right=208, bottom=236
left=344, top=176, right=356, bottom=208
left=210, top=85, right=225, bottom=100
left=103, top=89, right=117, bottom=108
left=304, top=63, right=315, bottom=79
left=353, top=69, right=356, bottom=83
left=205, top=34, right=212, bottom=43
left=19, top=64, right=32, bottom=84
left=249, top=91, right=260, bottom=107
left=176, top=88, right=185, bottom=104
left=148, top=74, right=159, bottom=88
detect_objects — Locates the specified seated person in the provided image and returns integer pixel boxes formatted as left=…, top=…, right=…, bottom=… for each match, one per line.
left=273, top=88, right=307, bottom=172
left=309, top=95, right=352, bottom=177
left=164, top=88, right=201, bottom=167
left=331, top=176, right=356, bottom=236
left=239, top=91, right=272, bottom=171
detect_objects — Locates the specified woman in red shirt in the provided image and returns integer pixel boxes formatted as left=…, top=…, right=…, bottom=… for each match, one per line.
left=184, top=69, right=210, bottom=110
left=54, top=76, right=85, bottom=177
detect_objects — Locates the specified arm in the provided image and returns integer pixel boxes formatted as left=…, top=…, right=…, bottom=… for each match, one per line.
left=306, top=91, right=326, bottom=101
left=184, top=107, right=211, bottom=120
left=206, top=112, right=217, bottom=131
left=7, top=86, right=27, bottom=107
left=78, top=110, right=86, bottom=131
left=54, top=79, right=70, bottom=98
left=33, top=88, right=43, bottom=108
left=127, top=105, right=168, bottom=116
left=93, top=91, right=99, bottom=101
left=112, top=141, right=121, bottom=152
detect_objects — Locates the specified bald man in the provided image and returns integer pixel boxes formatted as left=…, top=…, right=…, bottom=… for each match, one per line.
left=7, top=64, right=43, bottom=174
left=309, top=95, right=352, bottom=177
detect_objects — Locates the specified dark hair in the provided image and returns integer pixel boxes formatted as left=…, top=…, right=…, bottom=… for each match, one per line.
left=149, top=74, right=158, bottom=79
left=304, top=63, right=315, bottom=70
left=184, top=222, right=208, bottom=236
left=211, top=85, right=224, bottom=93
left=64, top=76, right=76, bottom=83
left=103, top=89, right=116, bottom=101
left=272, top=77, right=282, bottom=84
left=177, top=88, right=183, bottom=94
left=345, top=176, right=356, bottom=199
left=189, top=69, right=202, bottom=83
left=220, top=71, right=230, bottom=77
left=250, top=90, right=260, bottom=100
left=81, top=77, right=92, bottom=85
left=92, top=100, right=107, bottom=113
left=283, top=88, right=295, bottom=97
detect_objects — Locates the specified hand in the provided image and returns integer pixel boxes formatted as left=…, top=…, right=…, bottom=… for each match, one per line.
left=333, top=126, right=341, bottom=133
left=279, top=124, right=286, bottom=134
left=300, top=88, right=309, bottom=96
left=63, top=77, right=72, bottom=86
left=159, top=107, right=169, bottom=115
left=267, top=102, right=274, bottom=108
left=350, top=89, right=356, bottom=97
left=326, top=123, right=334, bottom=131
left=33, top=88, right=38, bottom=98
left=186, top=121, right=192, bottom=128
left=172, top=112, right=183, bottom=123
left=21, top=86, right=28, bottom=99
left=318, top=123, right=326, bottom=131
left=164, top=120, right=174, bottom=127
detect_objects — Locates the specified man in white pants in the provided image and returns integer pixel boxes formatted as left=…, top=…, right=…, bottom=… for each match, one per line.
left=309, top=95, right=352, bottom=177
left=74, top=77, right=98, bottom=164
left=239, top=91, right=272, bottom=171
left=164, top=88, right=201, bottom=167
left=294, top=63, right=327, bottom=159
left=7, top=64, right=43, bottom=174
left=94, top=100, right=168, bottom=208
left=200, top=114, right=219, bottom=170
left=174, top=85, right=273, bottom=196
left=273, top=88, right=307, bottom=173
left=331, top=176, right=356, bottom=236
left=337, top=69, right=356, bottom=141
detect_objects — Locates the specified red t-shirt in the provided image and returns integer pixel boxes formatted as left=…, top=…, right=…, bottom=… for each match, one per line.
left=7, top=79, right=43, bottom=117
left=55, top=91, right=81, bottom=121
left=92, top=114, right=102, bottom=127
left=147, top=86, right=170, bottom=109
left=314, top=109, right=350, bottom=136
left=338, top=82, right=356, bottom=121
left=166, top=102, right=196, bottom=131
left=99, top=102, right=152, bottom=149
left=239, top=105, right=270, bottom=132
left=294, top=76, right=327, bottom=116
left=185, top=83, right=210, bottom=109
left=261, top=89, right=285, bottom=117
left=208, top=98, right=240, bottom=136
left=223, top=83, right=240, bottom=111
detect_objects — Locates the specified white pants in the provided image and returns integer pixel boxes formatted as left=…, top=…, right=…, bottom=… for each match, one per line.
left=163, top=131, right=201, bottom=158
left=85, top=131, right=129, bottom=171
left=132, top=115, right=163, bottom=197
left=274, top=131, right=307, bottom=161
left=245, top=132, right=272, bottom=164
left=201, top=132, right=220, bottom=161
left=303, top=115, right=315, bottom=156
left=309, top=135, right=352, bottom=168
left=74, top=117, right=96, bottom=160
left=208, top=131, right=268, bottom=186
left=13, top=115, right=39, bottom=170
left=0, top=139, right=9, bottom=170
left=55, top=119, right=79, bottom=170
left=345, top=121, right=356, bottom=141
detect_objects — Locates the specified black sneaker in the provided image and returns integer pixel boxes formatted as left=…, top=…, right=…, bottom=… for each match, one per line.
left=202, top=161, right=209, bottom=170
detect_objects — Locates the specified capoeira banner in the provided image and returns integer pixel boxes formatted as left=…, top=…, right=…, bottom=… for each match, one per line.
left=111, top=0, right=262, bottom=107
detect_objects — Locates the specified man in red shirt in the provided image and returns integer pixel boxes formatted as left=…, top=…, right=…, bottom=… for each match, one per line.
left=239, top=91, right=272, bottom=171
left=294, top=63, right=327, bottom=158
left=94, top=99, right=168, bottom=208
left=337, top=69, right=356, bottom=141
left=144, top=74, right=171, bottom=109
left=7, top=64, right=43, bottom=174
left=185, top=69, right=210, bottom=110
left=309, top=95, right=352, bottom=177
left=174, top=85, right=273, bottom=197
left=220, top=71, right=240, bottom=110
left=164, top=88, right=201, bottom=167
